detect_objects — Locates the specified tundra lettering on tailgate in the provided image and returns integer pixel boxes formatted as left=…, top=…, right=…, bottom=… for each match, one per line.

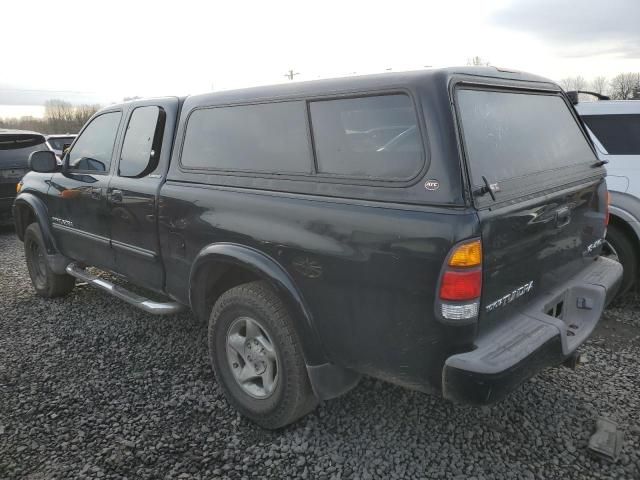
left=485, top=281, right=534, bottom=313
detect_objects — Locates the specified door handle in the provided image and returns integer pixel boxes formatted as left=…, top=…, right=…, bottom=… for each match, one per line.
left=111, top=189, right=123, bottom=203
left=90, top=187, right=102, bottom=200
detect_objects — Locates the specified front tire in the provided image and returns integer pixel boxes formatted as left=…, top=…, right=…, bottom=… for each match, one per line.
left=24, top=223, right=75, bottom=298
left=603, top=223, right=637, bottom=297
left=208, top=281, right=317, bottom=429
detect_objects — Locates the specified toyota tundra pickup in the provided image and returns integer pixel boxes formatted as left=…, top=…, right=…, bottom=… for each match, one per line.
left=13, top=67, right=622, bottom=429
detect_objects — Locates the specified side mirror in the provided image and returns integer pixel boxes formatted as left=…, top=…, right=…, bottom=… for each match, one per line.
left=28, top=150, right=59, bottom=173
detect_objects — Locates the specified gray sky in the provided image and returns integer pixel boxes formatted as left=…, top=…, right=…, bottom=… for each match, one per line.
left=1, top=0, right=638, bottom=117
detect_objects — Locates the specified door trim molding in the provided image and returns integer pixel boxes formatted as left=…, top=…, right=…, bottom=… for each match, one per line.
left=52, top=223, right=110, bottom=246
left=112, top=239, right=157, bottom=259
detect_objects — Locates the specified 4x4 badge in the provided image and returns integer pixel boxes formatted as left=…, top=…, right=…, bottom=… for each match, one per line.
left=424, top=179, right=440, bottom=191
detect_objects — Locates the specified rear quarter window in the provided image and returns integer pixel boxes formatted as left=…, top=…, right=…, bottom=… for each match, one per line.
left=581, top=114, right=640, bottom=155
left=180, top=101, right=312, bottom=174
left=309, top=94, right=424, bottom=179
left=457, top=89, right=597, bottom=188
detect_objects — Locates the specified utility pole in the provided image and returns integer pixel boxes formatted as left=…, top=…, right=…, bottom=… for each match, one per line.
left=284, top=69, right=300, bottom=80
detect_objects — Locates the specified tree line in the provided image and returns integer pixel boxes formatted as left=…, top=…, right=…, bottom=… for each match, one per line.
left=467, top=57, right=639, bottom=100
left=0, top=99, right=101, bottom=134
left=559, top=73, right=640, bottom=100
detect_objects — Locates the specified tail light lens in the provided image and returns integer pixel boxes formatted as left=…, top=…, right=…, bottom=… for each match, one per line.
left=438, top=239, right=482, bottom=322
left=605, top=191, right=610, bottom=226
left=448, top=240, right=482, bottom=267
left=440, top=269, right=482, bottom=300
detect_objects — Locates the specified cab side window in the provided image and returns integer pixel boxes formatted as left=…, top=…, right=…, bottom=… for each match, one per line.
left=119, top=106, right=165, bottom=177
left=67, top=112, right=122, bottom=173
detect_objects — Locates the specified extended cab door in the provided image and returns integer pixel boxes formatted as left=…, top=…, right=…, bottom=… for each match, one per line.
left=107, top=98, right=179, bottom=292
left=48, top=110, right=123, bottom=270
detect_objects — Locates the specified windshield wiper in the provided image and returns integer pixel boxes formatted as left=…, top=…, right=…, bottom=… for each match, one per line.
left=591, top=159, right=609, bottom=168
left=475, top=175, right=498, bottom=201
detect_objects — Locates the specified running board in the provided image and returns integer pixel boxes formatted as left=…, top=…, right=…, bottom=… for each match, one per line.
left=65, top=263, right=184, bottom=315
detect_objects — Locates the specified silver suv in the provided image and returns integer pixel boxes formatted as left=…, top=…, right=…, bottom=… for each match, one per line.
left=574, top=96, right=640, bottom=295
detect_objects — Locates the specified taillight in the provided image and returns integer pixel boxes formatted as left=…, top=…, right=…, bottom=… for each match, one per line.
left=605, top=191, right=610, bottom=227
left=438, top=239, right=482, bottom=322
left=440, top=270, right=482, bottom=300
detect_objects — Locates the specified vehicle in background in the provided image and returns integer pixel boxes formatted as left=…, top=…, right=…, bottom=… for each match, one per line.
left=0, top=130, right=47, bottom=225
left=14, top=68, right=621, bottom=429
left=45, top=134, right=77, bottom=163
left=573, top=94, right=640, bottom=296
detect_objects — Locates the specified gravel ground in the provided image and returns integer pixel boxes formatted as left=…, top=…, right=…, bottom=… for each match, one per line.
left=1, top=227, right=639, bottom=480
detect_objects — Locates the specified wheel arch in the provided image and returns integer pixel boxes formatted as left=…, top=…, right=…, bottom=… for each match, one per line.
left=189, top=243, right=327, bottom=366
left=13, top=193, right=57, bottom=254
left=609, top=205, right=640, bottom=249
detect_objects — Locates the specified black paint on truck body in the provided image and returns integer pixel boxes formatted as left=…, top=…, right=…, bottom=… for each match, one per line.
left=14, top=67, right=621, bottom=401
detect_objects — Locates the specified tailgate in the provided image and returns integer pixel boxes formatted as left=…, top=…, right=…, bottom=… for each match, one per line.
left=477, top=179, right=607, bottom=328
left=455, top=86, right=607, bottom=330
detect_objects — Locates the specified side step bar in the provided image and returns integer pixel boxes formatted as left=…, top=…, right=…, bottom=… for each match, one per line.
left=65, top=263, right=184, bottom=315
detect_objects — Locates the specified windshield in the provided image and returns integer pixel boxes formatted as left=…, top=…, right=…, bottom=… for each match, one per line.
left=457, top=89, right=597, bottom=187
left=47, top=136, right=75, bottom=151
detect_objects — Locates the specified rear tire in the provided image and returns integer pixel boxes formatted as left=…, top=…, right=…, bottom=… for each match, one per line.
left=603, top=223, right=637, bottom=297
left=24, top=223, right=75, bottom=298
left=208, top=280, right=318, bottom=429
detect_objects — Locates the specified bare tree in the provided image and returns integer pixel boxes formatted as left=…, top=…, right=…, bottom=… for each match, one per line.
left=467, top=56, right=490, bottom=66
left=73, top=104, right=100, bottom=130
left=609, top=73, right=640, bottom=100
left=559, top=76, right=586, bottom=92
left=0, top=99, right=101, bottom=134
left=590, top=76, right=608, bottom=95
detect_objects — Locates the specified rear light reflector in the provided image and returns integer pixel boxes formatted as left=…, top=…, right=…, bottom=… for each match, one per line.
left=439, top=269, right=482, bottom=301
left=441, top=302, right=479, bottom=320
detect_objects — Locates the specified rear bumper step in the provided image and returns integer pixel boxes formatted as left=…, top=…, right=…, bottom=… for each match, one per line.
left=65, top=263, right=184, bottom=315
left=442, top=256, right=622, bottom=405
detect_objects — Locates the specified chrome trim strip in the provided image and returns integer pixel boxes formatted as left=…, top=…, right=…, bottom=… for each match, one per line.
left=65, top=263, right=183, bottom=315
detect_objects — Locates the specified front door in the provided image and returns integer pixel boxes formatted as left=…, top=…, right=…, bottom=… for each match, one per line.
left=107, top=99, right=178, bottom=291
left=48, top=110, right=123, bottom=271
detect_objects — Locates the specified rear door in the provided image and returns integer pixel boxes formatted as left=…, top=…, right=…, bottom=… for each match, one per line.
left=107, top=98, right=178, bottom=291
left=455, top=86, right=607, bottom=330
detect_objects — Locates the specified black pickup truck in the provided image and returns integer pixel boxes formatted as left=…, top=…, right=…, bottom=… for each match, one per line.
left=14, top=67, right=622, bottom=429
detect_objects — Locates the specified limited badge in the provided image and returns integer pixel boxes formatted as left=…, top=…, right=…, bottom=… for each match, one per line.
left=424, top=179, right=440, bottom=191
